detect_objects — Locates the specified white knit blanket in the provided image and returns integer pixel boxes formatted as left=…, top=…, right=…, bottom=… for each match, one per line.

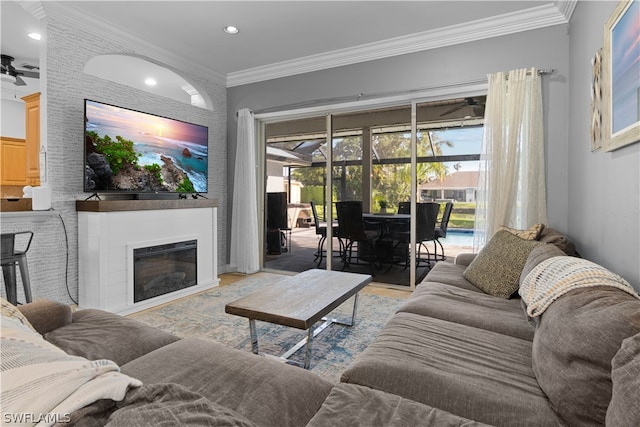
left=519, top=256, right=640, bottom=317
left=1, top=316, right=141, bottom=427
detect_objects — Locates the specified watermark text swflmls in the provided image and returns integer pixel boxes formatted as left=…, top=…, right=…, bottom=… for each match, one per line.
left=3, top=412, right=72, bottom=424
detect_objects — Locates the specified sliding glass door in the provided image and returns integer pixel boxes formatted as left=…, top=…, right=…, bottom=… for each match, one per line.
left=260, top=95, right=484, bottom=289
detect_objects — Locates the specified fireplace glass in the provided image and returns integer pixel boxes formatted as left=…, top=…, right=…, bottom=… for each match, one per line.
left=133, top=240, right=197, bottom=303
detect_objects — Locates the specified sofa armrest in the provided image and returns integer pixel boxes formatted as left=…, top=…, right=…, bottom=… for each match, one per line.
left=454, top=253, right=477, bottom=266
left=17, top=299, right=73, bottom=335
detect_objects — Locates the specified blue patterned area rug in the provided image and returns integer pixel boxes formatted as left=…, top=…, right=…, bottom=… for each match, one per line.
left=129, top=272, right=405, bottom=383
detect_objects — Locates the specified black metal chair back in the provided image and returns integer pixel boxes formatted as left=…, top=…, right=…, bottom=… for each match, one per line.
left=1, top=231, right=34, bottom=305
left=416, top=203, right=440, bottom=242
left=310, top=201, right=324, bottom=236
left=438, top=202, right=454, bottom=237
left=1, top=234, right=15, bottom=258
left=397, top=202, right=411, bottom=214
left=335, top=201, right=368, bottom=241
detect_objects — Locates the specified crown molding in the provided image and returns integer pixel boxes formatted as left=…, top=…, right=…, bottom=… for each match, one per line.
left=227, top=3, right=569, bottom=87
left=23, top=2, right=574, bottom=89
left=554, top=0, right=578, bottom=21
left=40, top=2, right=227, bottom=86
left=19, top=1, right=46, bottom=20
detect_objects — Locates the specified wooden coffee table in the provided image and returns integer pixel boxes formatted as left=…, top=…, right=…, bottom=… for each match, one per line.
left=225, top=269, right=372, bottom=369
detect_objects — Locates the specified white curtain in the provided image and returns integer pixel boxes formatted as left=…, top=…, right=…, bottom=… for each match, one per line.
left=474, top=68, right=547, bottom=249
left=230, top=108, right=260, bottom=273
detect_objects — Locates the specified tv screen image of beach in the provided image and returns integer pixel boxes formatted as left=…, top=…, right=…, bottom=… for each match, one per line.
left=84, top=99, right=209, bottom=193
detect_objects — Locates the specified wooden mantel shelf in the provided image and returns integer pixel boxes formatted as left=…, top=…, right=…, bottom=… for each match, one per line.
left=76, top=198, right=218, bottom=212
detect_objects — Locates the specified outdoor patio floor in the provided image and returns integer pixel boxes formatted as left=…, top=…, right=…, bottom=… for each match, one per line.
left=264, top=227, right=473, bottom=287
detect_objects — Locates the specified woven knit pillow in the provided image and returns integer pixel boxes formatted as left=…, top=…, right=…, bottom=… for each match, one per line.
left=463, top=230, right=544, bottom=298
left=498, top=223, right=545, bottom=240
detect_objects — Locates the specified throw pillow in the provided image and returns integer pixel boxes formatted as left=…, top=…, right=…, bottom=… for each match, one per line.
left=538, top=227, right=579, bottom=257
left=1, top=297, right=37, bottom=333
left=463, top=230, right=544, bottom=298
left=606, top=332, right=640, bottom=426
left=498, top=223, right=545, bottom=240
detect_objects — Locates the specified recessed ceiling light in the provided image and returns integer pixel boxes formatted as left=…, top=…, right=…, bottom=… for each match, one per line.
left=223, top=26, right=239, bottom=34
left=144, top=78, right=157, bottom=86
left=28, top=32, right=41, bottom=41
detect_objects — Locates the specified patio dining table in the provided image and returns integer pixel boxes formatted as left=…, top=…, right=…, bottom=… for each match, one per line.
left=362, top=213, right=411, bottom=238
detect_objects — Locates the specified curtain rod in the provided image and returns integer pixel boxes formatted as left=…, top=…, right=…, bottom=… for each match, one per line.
left=246, top=68, right=554, bottom=116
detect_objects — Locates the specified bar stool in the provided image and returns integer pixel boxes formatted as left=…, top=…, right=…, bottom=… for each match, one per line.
left=1, top=231, right=33, bottom=305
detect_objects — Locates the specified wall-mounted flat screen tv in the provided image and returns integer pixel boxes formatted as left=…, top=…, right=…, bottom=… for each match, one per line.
left=84, top=99, right=208, bottom=194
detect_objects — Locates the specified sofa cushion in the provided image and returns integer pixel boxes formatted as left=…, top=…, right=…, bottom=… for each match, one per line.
left=45, top=309, right=180, bottom=366
left=498, top=223, right=545, bottom=240
left=606, top=332, right=640, bottom=426
left=421, top=262, right=482, bottom=292
left=67, top=383, right=259, bottom=427
left=122, top=337, right=333, bottom=427
left=398, top=282, right=534, bottom=340
left=532, top=287, right=640, bottom=426
left=17, top=299, right=73, bottom=335
left=463, top=230, right=544, bottom=298
left=538, top=227, right=579, bottom=256
left=341, top=312, right=560, bottom=426
left=306, top=382, right=490, bottom=427
left=453, top=252, right=477, bottom=267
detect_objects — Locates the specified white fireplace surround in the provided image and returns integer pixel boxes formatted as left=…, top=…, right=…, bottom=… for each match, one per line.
left=78, top=206, right=218, bottom=315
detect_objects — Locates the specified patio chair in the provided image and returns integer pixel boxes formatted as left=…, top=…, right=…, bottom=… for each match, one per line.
left=390, top=202, right=440, bottom=269
left=310, top=201, right=341, bottom=267
left=397, top=201, right=411, bottom=214
left=335, top=201, right=379, bottom=275
left=432, top=202, right=453, bottom=260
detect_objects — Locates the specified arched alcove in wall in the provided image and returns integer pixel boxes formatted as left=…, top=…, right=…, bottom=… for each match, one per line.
left=84, top=54, right=212, bottom=110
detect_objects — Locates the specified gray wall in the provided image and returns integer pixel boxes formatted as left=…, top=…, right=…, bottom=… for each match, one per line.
left=568, top=1, right=640, bottom=289
left=1, top=99, right=26, bottom=138
left=0, top=9, right=227, bottom=304
left=227, top=25, right=571, bottom=263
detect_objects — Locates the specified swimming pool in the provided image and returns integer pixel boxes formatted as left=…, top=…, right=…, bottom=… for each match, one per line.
left=440, top=229, right=474, bottom=247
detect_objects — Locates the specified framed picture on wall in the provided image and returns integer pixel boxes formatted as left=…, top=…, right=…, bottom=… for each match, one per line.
left=602, top=0, right=640, bottom=152
left=591, top=48, right=603, bottom=151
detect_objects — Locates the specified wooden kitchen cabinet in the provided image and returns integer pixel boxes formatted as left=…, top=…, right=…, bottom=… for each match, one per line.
left=22, top=92, right=40, bottom=185
left=0, top=92, right=40, bottom=191
left=0, top=136, right=27, bottom=185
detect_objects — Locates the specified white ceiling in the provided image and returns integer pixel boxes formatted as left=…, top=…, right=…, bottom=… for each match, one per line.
left=1, top=1, right=574, bottom=98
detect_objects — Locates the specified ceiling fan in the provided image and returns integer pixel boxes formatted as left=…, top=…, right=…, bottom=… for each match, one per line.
left=1, top=54, right=40, bottom=86
left=440, top=97, right=485, bottom=117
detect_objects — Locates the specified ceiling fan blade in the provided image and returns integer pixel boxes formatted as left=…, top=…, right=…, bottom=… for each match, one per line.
left=473, top=105, right=485, bottom=117
left=440, top=104, right=464, bottom=117
left=18, top=70, right=39, bottom=79
left=14, top=75, right=27, bottom=86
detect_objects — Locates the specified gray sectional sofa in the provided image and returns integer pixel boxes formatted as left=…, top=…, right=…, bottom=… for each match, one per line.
left=4, top=227, right=639, bottom=426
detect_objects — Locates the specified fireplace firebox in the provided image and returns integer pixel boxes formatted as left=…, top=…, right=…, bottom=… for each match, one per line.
left=133, top=240, right=197, bottom=303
